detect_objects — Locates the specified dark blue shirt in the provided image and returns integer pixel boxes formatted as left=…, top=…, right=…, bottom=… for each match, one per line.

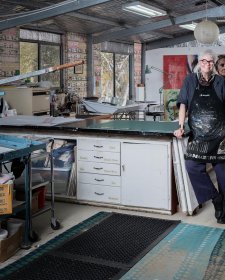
left=177, top=73, right=225, bottom=110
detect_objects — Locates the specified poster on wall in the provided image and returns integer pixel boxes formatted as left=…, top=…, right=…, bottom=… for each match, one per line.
left=163, top=55, right=198, bottom=121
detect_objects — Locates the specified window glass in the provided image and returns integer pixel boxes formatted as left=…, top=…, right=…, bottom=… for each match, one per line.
left=115, top=54, right=129, bottom=102
left=100, top=52, right=113, bottom=99
left=20, top=29, right=60, bottom=43
left=20, top=42, right=38, bottom=83
left=20, top=29, right=61, bottom=87
left=40, top=44, right=60, bottom=87
left=100, top=52, right=129, bottom=104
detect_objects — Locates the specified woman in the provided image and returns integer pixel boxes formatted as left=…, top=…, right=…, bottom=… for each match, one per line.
left=215, top=55, right=225, bottom=77
left=174, top=49, right=225, bottom=224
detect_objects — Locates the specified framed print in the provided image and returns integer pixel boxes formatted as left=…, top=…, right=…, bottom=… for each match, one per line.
left=74, top=64, right=83, bottom=74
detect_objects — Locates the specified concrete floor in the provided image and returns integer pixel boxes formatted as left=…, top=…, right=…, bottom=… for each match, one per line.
left=0, top=197, right=224, bottom=270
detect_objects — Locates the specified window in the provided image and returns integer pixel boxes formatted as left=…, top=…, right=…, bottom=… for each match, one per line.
left=101, top=52, right=129, bottom=104
left=20, top=42, right=38, bottom=83
left=20, top=29, right=61, bottom=87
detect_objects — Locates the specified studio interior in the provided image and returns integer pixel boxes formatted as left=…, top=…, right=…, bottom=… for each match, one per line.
left=1, top=1, right=225, bottom=279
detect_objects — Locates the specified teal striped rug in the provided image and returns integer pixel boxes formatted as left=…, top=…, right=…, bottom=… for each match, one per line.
left=1, top=213, right=225, bottom=280
left=121, top=223, right=225, bottom=280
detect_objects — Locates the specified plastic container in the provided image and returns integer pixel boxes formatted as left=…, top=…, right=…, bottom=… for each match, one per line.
left=0, top=229, right=8, bottom=240
left=7, top=220, right=23, bottom=236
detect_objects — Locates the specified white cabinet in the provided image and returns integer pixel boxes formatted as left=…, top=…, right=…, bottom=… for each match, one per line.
left=77, top=138, right=121, bottom=204
left=121, top=140, right=172, bottom=211
left=3, top=87, right=50, bottom=115
left=76, top=136, right=173, bottom=212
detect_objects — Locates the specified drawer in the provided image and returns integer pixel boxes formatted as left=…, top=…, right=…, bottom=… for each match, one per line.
left=77, top=173, right=121, bottom=187
left=32, top=94, right=50, bottom=113
left=78, top=138, right=120, bottom=152
left=77, top=150, right=120, bottom=164
left=77, top=183, right=120, bottom=204
left=78, top=161, right=120, bottom=175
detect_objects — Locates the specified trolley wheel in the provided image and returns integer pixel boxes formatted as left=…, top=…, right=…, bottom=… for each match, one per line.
left=29, top=230, right=39, bottom=243
left=51, top=219, right=60, bottom=230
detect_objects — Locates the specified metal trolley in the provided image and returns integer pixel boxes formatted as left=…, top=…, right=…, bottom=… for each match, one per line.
left=0, top=135, right=60, bottom=249
left=29, top=138, right=60, bottom=242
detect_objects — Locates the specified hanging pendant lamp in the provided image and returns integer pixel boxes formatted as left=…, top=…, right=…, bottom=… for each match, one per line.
left=194, top=19, right=219, bottom=44
left=194, top=0, right=219, bottom=44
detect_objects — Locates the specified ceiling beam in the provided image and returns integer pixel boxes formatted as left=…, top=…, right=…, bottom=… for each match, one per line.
left=0, top=0, right=111, bottom=31
left=145, top=25, right=225, bottom=50
left=93, top=5, right=225, bottom=43
left=67, top=12, right=173, bottom=38
left=67, top=12, right=121, bottom=27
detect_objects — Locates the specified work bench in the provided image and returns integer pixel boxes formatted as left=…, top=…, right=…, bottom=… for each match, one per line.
left=0, top=117, right=193, bottom=215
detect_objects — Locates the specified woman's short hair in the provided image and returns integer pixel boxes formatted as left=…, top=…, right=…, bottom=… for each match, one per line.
left=198, top=49, right=217, bottom=62
left=194, top=49, right=217, bottom=73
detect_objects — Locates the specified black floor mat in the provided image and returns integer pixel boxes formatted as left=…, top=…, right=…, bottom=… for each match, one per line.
left=56, top=212, right=178, bottom=265
left=1, top=212, right=180, bottom=280
left=3, top=255, right=123, bottom=280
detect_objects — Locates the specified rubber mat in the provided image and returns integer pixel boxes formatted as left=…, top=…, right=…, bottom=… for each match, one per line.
left=0, top=212, right=180, bottom=280
left=56, top=212, right=179, bottom=266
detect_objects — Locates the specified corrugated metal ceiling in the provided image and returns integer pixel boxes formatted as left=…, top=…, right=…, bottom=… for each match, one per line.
left=1, top=0, right=225, bottom=48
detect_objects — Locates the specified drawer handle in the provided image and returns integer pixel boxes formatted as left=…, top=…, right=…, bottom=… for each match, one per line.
left=93, top=167, right=103, bottom=170
left=94, top=192, right=104, bottom=195
left=94, top=178, right=104, bottom=182
left=94, top=156, right=103, bottom=159
left=94, top=145, right=103, bottom=148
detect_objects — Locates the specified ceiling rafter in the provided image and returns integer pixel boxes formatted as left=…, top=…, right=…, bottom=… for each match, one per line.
left=0, top=0, right=111, bottom=31
left=93, top=5, right=225, bottom=43
left=145, top=25, right=225, bottom=49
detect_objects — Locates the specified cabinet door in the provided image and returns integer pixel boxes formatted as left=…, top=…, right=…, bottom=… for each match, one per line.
left=121, top=141, right=171, bottom=210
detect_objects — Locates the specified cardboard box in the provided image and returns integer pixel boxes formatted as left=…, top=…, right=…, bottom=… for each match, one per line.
left=0, top=182, right=13, bottom=215
left=15, top=190, right=39, bottom=215
left=0, top=226, right=22, bottom=263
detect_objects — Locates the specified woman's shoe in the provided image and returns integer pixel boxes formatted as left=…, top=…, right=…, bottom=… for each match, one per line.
left=212, top=194, right=223, bottom=220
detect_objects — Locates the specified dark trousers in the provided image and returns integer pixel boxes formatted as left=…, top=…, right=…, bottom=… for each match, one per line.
left=185, top=160, right=225, bottom=204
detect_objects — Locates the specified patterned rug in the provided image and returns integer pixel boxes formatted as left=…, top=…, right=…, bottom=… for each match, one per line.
left=120, top=223, right=225, bottom=280
left=0, top=212, right=179, bottom=280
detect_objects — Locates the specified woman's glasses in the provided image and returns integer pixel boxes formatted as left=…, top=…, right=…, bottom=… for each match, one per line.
left=200, top=59, right=214, bottom=65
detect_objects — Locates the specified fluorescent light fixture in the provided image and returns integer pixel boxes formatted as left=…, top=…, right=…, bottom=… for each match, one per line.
left=179, top=22, right=197, bottom=31
left=122, top=1, right=167, bottom=18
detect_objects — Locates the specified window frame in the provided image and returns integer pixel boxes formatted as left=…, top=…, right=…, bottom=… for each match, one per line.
left=19, top=29, right=63, bottom=88
left=101, top=51, right=131, bottom=99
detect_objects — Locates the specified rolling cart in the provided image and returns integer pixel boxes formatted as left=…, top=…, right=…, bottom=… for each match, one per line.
left=0, top=135, right=46, bottom=248
left=28, top=138, right=60, bottom=242
left=0, top=135, right=60, bottom=248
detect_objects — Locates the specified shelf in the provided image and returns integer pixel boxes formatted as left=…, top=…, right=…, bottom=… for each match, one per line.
left=32, top=167, right=71, bottom=172
left=0, top=201, right=25, bottom=221
left=32, top=203, right=51, bottom=218
left=32, top=180, right=50, bottom=190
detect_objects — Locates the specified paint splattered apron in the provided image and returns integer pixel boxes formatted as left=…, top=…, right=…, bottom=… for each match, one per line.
left=185, top=82, right=225, bottom=162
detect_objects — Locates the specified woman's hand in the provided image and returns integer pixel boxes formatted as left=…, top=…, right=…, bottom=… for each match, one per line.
left=174, top=127, right=185, bottom=138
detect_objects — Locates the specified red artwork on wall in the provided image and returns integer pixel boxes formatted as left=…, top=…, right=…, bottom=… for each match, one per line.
left=163, top=55, right=199, bottom=90
left=163, top=55, right=188, bottom=90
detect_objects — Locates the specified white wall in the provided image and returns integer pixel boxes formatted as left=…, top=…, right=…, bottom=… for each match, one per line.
left=145, top=46, right=225, bottom=103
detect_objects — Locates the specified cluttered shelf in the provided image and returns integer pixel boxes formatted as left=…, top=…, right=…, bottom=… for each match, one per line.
left=0, top=135, right=47, bottom=262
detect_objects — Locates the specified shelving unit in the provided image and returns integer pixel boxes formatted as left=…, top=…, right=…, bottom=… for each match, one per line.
left=31, top=138, right=77, bottom=201
left=0, top=135, right=46, bottom=249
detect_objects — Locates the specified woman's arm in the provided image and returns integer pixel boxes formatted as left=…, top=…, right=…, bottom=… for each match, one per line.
left=174, top=103, right=186, bottom=138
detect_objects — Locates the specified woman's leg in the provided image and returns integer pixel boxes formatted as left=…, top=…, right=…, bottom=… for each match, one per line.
left=213, top=162, right=225, bottom=195
left=212, top=162, right=225, bottom=223
left=185, top=160, right=219, bottom=204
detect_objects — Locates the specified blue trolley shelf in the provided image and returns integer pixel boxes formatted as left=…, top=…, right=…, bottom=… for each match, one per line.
left=0, top=135, right=46, bottom=249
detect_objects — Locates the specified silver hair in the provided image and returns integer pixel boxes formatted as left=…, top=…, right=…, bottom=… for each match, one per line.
left=193, top=49, right=217, bottom=73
